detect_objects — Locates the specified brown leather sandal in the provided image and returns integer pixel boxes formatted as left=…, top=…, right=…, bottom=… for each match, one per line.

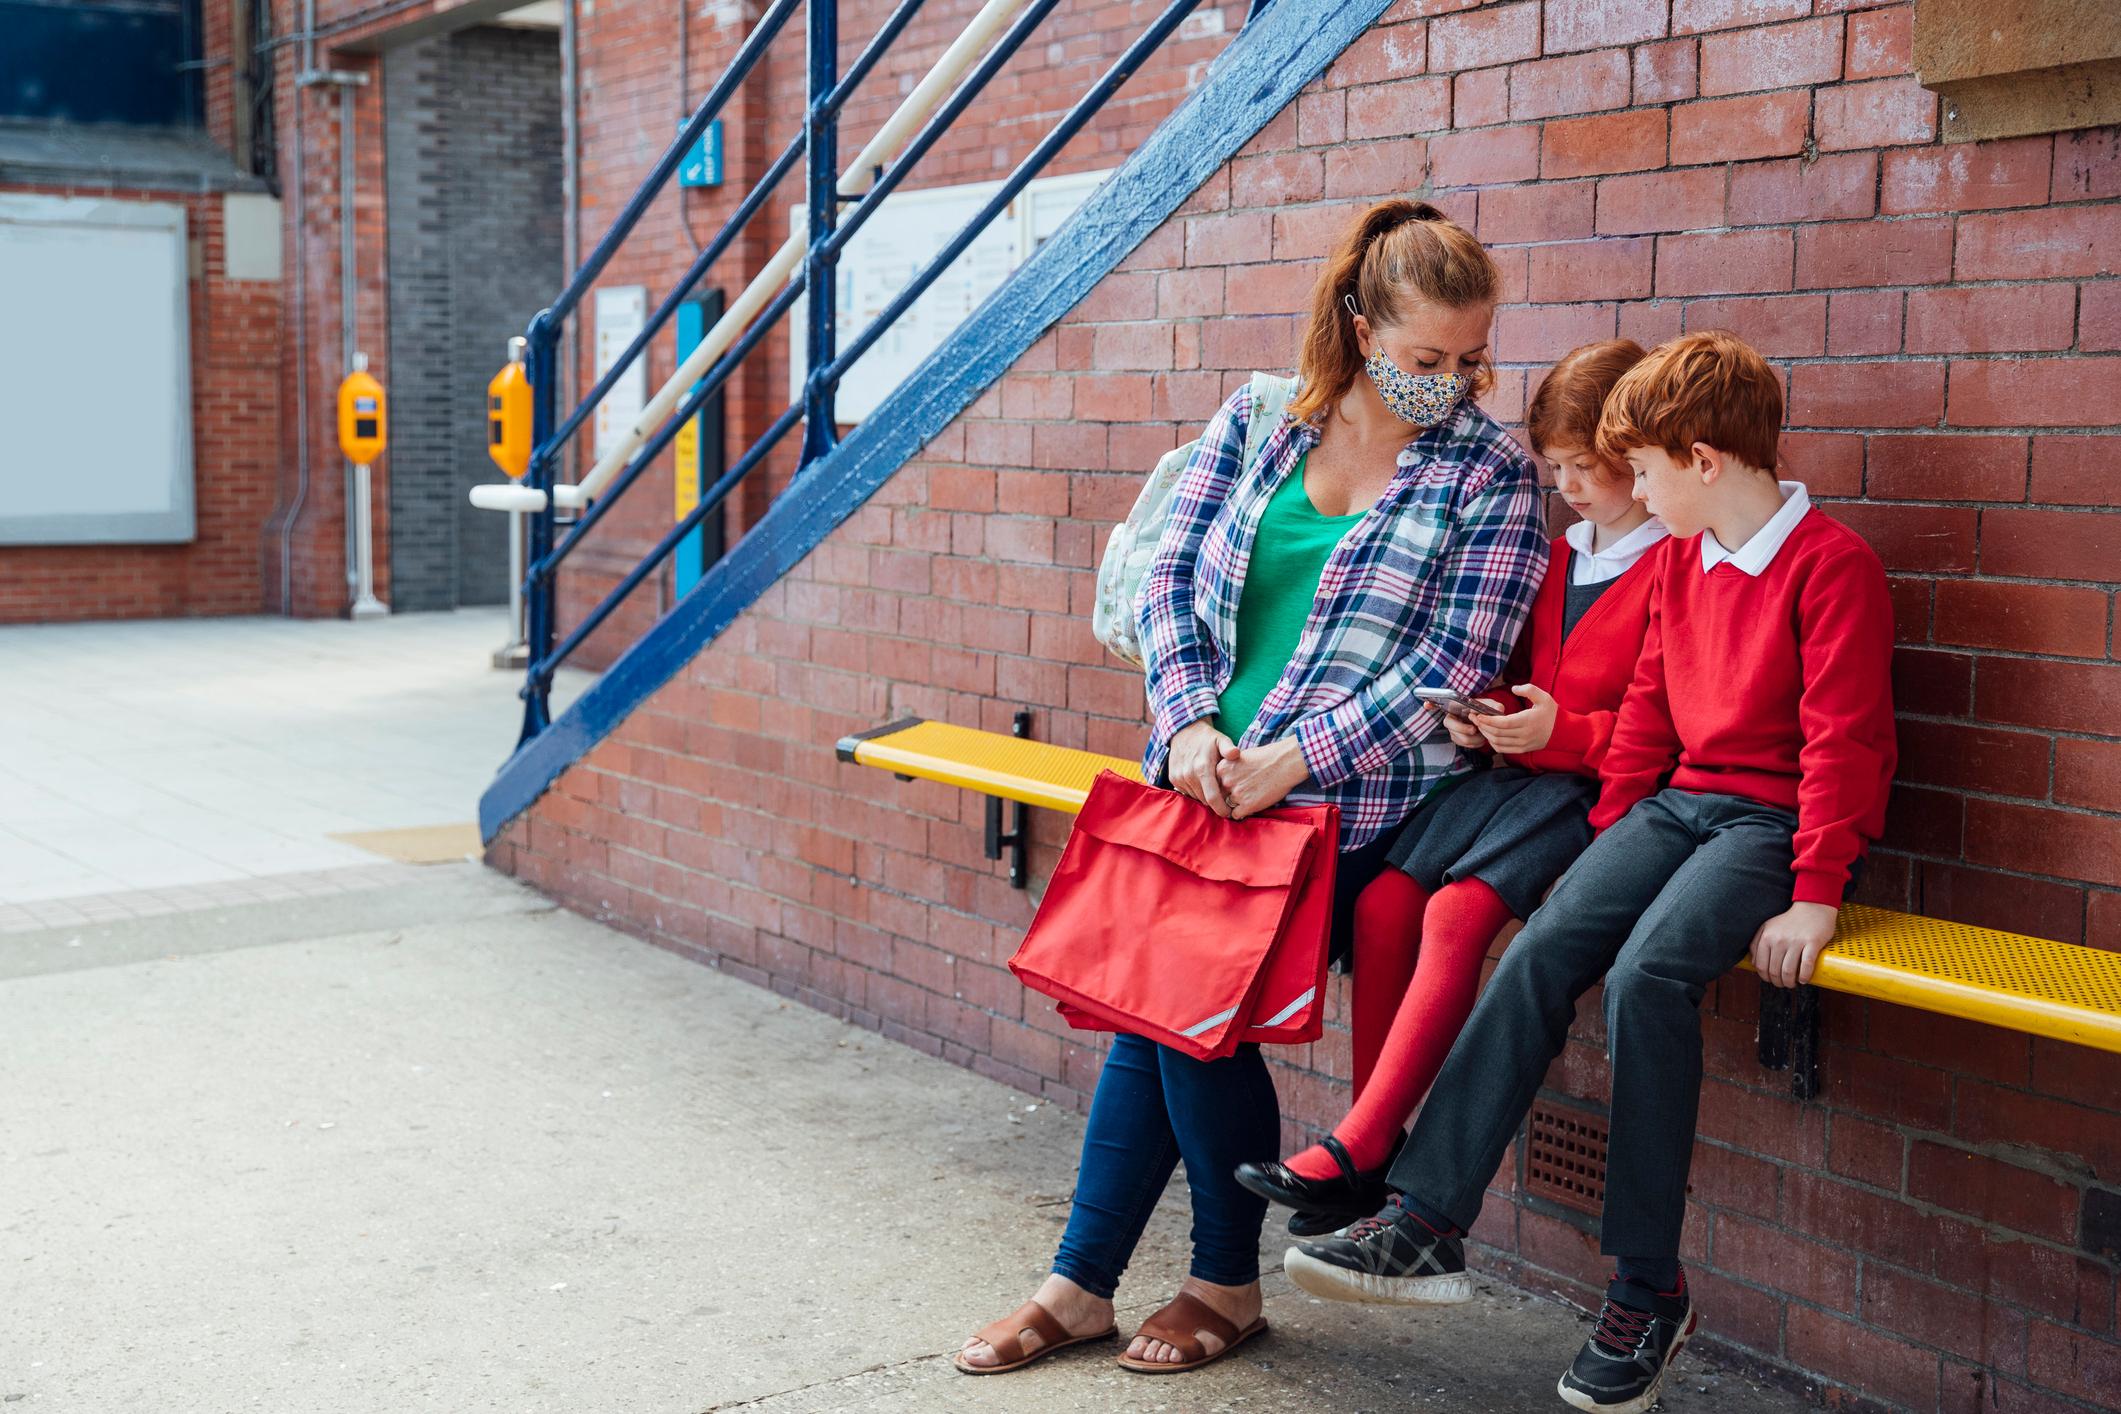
left=1115, top=1291, right=1269, bottom=1374
left=952, top=1299, right=1118, bottom=1375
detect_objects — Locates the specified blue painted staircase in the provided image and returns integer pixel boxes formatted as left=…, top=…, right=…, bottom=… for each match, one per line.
left=480, top=0, right=1395, bottom=842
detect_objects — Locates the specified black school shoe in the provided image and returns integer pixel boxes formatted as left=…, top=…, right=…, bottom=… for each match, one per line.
left=1556, top=1271, right=1699, bottom=1413
left=1283, top=1195, right=1475, bottom=1305
left=1286, top=1207, right=1351, bottom=1238
left=1236, top=1134, right=1400, bottom=1223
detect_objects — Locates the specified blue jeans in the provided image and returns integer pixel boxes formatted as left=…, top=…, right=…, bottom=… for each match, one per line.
left=1050, top=1033, right=1280, bottom=1299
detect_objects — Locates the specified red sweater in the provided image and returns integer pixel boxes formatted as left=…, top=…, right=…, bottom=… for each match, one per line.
left=1590, top=508, right=1897, bottom=907
left=1491, top=536, right=1659, bottom=777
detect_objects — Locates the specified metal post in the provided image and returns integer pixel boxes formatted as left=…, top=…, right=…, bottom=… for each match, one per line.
left=493, top=508, right=527, bottom=668
left=800, top=0, right=839, bottom=467
left=349, top=461, right=388, bottom=618
left=340, top=79, right=360, bottom=606
left=518, top=314, right=558, bottom=743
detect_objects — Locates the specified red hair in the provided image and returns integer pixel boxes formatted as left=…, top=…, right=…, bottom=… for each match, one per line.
left=1524, top=339, right=1647, bottom=484
left=1289, top=199, right=1500, bottom=426
left=1595, top=330, right=1782, bottom=474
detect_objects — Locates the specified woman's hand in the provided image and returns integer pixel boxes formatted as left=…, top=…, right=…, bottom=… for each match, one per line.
left=1215, top=738, right=1311, bottom=820
left=1750, top=901, right=1840, bottom=987
left=1475, top=683, right=1558, bottom=755
left=1168, top=719, right=1237, bottom=817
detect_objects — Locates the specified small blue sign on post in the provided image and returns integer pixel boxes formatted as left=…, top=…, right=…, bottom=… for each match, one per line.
left=678, top=118, right=723, bottom=188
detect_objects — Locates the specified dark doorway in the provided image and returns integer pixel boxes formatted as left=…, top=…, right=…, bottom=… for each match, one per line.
left=384, top=23, right=562, bottom=611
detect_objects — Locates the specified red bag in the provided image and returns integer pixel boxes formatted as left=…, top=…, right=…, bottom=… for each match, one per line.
left=1007, top=771, right=1339, bottom=1061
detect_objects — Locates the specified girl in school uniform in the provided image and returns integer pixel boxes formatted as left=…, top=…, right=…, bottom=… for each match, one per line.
left=1236, top=339, right=1667, bottom=1229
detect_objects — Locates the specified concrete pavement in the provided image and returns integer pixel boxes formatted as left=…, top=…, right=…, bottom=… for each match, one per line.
left=1, top=862, right=1810, bottom=1412
left=0, top=610, right=585, bottom=910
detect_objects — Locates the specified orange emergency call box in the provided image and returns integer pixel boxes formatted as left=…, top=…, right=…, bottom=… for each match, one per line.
left=488, top=336, right=532, bottom=479
left=337, top=353, right=386, bottom=464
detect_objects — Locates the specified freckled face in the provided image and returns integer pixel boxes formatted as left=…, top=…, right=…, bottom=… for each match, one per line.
left=1542, top=442, right=1636, bottom=531
left=1626, top=445, right=1708, bottom=538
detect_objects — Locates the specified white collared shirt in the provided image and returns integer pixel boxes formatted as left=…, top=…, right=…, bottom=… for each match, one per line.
left=1565, top=515, right=1669, bottom=585
left=1701, top=481, right=1812, bottom=576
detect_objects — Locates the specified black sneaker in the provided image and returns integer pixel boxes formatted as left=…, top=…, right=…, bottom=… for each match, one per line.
left=1556, top=1271, right=1699, bottom=1413
left=1282, top=1196, right=1474, bottom=1305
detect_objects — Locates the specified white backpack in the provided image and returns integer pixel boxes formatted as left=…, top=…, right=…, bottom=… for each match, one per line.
left=1093, top=371, right=1298, bottom=668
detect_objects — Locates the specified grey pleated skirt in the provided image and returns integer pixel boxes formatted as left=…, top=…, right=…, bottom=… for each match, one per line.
left=1381, top=766, right=1599, bottom=922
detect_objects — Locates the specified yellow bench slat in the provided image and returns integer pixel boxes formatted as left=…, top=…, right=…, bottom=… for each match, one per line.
left=840, top=720, right=2121, bottom=1053
left=841, top=718, right=1140, bottom=813
left=1800, top=904, right=2121, bottom=1054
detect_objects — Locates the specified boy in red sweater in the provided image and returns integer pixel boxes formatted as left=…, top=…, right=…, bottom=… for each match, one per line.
left=1285, top=332, right=1896, bottom=1414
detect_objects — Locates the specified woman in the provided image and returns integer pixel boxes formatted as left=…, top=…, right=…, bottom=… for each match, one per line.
left=1235, top=341, right=1668, bottom=1238
left=955, top=199, right=1545, bottom=1377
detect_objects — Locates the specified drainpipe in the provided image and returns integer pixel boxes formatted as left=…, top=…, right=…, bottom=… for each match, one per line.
left=282, top=0, right=370, bottom=617
left=277, top=0, right=315, bottom=614
left=294, top=65, right=370, bottom=614
left=561, top=0, right=579, bottom=466
left=337, top=76, right=361, bottom=608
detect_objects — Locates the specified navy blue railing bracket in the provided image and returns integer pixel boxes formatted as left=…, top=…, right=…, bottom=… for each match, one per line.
left=481, top=0, right=1395, bottom=842
left=801, top=0, right=841, bottom=466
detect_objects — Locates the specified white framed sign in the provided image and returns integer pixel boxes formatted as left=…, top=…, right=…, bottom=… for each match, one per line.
left=788, top=168, right=1115, bottom=423
left=593, top=285, right=649, bottom=460
left=0, top=195, right=193, bottom=544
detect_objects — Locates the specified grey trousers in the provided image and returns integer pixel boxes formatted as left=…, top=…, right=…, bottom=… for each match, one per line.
left=1386, top=787, right=1800, bottom=1261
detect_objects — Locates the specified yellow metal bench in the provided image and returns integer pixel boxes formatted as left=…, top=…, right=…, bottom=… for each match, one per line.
left=837, top=714, right=1144, bottom=887
left=837, top=717, right=2121, bottom=1086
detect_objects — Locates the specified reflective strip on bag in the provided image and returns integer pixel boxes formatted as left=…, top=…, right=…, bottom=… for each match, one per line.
left=1257, top=987, right=1316, bottom=1029
left=1178, top=1005, right=1240, bottom=1039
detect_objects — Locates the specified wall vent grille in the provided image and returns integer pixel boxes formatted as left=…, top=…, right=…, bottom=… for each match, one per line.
left=1525, top=1100, right=1608, bottom=1216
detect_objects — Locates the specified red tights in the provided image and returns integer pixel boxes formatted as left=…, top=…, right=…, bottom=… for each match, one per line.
left=1286, top=870, right=1516, bottom=1179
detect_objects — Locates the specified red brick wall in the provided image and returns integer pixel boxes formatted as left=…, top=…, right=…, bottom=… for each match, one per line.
left=0, top=0, right=390, bottom=624
left=0, top=182, right=285, bottom=624
left=493, top=3, right=2121, bottom=1408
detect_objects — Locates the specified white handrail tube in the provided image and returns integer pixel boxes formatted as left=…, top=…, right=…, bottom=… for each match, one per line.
left=470, top=484, right=551, bottom=512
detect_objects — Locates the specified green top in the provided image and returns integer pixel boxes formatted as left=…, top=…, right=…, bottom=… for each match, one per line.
left=1215, top=455, right=1365, bottom=742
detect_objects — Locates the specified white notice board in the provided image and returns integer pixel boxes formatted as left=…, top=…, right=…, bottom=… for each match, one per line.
left=0, top=195, right=193, bottom=544
left=789, top=168, right=1114, bottom=422
left=594, top=285, right=649, bottom=460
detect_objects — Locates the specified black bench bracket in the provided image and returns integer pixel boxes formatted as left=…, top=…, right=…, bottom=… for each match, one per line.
left=836, top=716, right=924, bottom=773
left=983, top=709, right=1033, bottom=889
left=1757, top=983, right=1822, bottom=1100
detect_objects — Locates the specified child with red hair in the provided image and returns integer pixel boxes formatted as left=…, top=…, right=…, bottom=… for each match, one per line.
left=1238, top=338, right=1666, bottom=1227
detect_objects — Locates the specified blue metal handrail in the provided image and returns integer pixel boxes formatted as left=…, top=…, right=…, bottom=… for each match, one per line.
left=510, top=0, right=1247, bottom=742
left=800, top=0, right=840, bottom=466
left=825, top=0, right=1205, bottom=382
left=544, top=0, right=928, bottom=461
left=528, top=0, right=1064, bottom=592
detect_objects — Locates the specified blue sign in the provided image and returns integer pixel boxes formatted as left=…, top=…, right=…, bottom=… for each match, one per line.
left=678, top=119, right=723, bottom=189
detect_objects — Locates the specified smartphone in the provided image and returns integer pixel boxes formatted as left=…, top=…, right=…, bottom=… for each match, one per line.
left=1414, top=686, right=1502, bottom=718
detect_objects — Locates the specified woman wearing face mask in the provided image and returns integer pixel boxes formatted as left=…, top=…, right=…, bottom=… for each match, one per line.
left=956, top=199, right=1546, bottom=1380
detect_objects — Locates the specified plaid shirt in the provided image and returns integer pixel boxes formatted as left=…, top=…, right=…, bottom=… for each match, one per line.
left=1139, top=382, right=1548, bottom=849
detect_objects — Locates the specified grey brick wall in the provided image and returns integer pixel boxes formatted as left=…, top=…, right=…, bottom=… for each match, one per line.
left=385, top=25, right=562, bottom=612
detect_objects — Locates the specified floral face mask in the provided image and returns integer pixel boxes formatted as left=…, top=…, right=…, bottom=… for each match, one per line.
left=1363, top=348, right=1470, bottom=428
